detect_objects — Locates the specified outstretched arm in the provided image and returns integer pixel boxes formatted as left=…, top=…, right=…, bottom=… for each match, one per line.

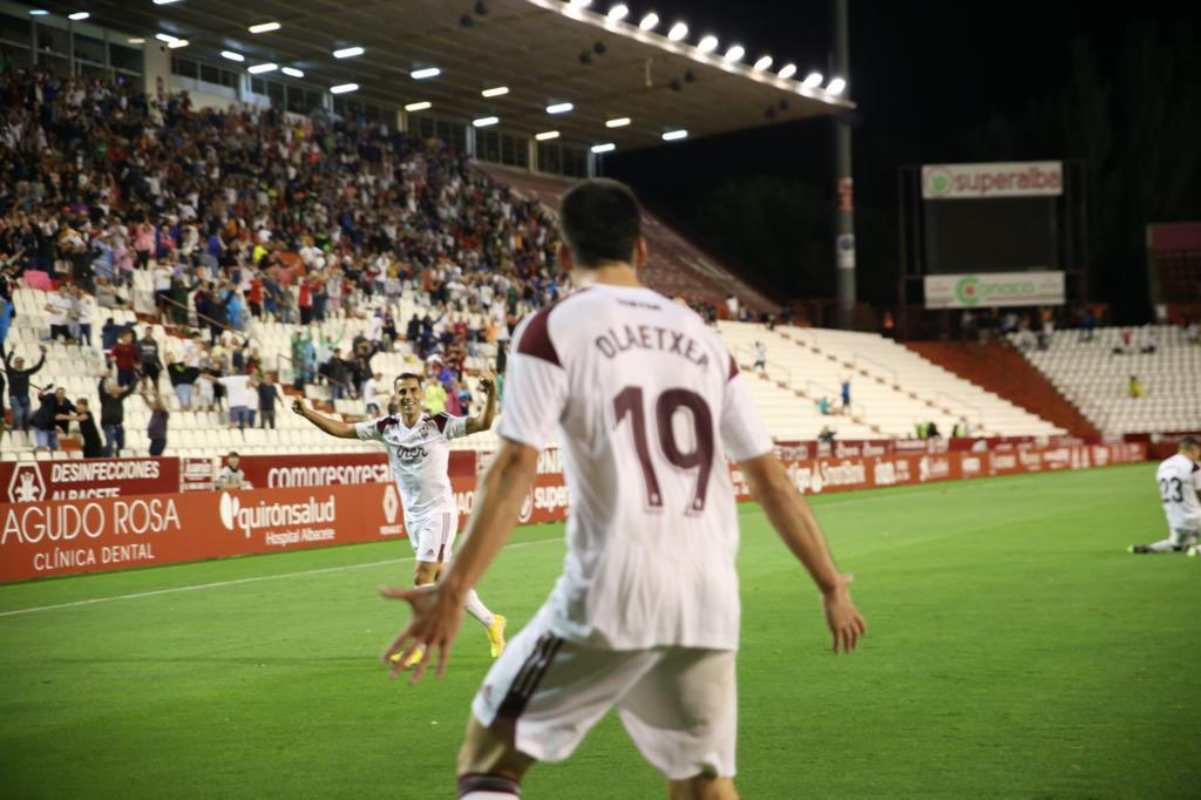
left=380, top=438, right=538, bottom=680
left=465, top=370, right=497, bottom=435
left=741, top=452, right=867, bottom=654
left=291, top=398, right=357, bottom=438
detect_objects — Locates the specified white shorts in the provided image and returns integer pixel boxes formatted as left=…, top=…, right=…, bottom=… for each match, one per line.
left=471, top=609, right=736, bottom=781
left=405, top=508, right=457, bottom=563
left=1165, top=510, right=1201, bottom=543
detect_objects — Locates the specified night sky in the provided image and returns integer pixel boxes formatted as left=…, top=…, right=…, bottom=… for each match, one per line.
left=606, top=0, right=1201, bottom=321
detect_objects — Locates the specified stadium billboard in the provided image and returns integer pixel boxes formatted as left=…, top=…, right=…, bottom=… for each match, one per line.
left=1, top=458, right=180, bottom=504
left=0, top=483, right=401, bottom=582
left=0, top=444, right=1146, bottom=583
left=234, top=451, right=477, bottom=489
left=924, top=271, right=1065, bottom=309
left=921, top=161, right=1063, bottom=200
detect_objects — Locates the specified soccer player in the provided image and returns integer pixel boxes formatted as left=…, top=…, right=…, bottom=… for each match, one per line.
left=293, top=370, right=506, bottom=664
left=379, top=179, right=866, bottom=800
left=1129, top=436, right=1201, bottom=555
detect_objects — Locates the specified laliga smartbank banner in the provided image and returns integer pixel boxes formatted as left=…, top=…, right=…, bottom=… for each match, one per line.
left=924, top=271, right=1065, bottom=309
left=0, top=483, right=407, bottom=582
left=922, top=161, right=1063, bottom=200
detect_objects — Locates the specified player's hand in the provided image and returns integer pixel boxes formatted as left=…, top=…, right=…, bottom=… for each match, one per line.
left=379, top=583, right=466, bottom=684
left=821, top=574, right=866, bottom=654
left=291, top=398, right=306, bottom=415
left=478, top=368, right=495, bottom=393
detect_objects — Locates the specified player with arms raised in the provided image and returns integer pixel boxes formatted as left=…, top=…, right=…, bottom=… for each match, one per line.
left=1129, top=436, right=1201, bottom=555
left=294, top=371, right=507, bottom=665
left=380, top=179, right=867, bottom=800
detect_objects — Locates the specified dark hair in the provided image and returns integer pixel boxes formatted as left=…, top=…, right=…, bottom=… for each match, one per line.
left=394, top=372, right=423, bottom=388
left=1180, top=436, right=1199, bottom=450
left=559, top=178, right=642, bottom=267
left=228, top=451, right=240, bottom=458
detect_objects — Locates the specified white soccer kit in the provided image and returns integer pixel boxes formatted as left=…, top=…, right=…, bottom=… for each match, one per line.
left=1156, top=453, right=1201, bottom=541
left=472, top=284, right=773, bottom=779
left=355, top=412, right=467, bottom=562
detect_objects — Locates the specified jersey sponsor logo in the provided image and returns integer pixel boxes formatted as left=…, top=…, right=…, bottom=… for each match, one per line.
left=396, top=446, right=429, bottom=464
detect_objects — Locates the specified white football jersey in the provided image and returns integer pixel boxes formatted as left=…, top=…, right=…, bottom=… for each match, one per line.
left=355, top=412, right=468, bottom=520
left=1156, top=453, right=1201, bottom=529
left=499, top=284, right=773, bottom=651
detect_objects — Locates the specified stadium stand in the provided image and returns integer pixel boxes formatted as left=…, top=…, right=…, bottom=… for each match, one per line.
left=720, top=321, right=1064, bottom=439
left=1015, top=325, right=1201, bottom=435
left=476, top=164, right=774, bottom=313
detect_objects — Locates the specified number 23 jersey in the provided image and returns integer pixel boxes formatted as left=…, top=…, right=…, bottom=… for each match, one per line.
left=499, top=285, right=773, bottom=651
left=1157, top=453, right=1201, bottom=528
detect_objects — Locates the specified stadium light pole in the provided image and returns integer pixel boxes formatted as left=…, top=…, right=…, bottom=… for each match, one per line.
left=834, top=0, right=856, bottom=330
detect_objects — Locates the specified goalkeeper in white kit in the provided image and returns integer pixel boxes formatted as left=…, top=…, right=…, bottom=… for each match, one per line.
left=1129, top=436, right=1201, bottom=556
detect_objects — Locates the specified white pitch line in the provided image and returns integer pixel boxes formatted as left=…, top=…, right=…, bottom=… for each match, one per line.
left=0, top=538, right=562, bottom=619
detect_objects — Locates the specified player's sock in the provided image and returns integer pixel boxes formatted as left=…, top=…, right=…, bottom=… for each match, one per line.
left=464, top=589, right=495, bottom=628
left=458, top=773, right=520, bottom=798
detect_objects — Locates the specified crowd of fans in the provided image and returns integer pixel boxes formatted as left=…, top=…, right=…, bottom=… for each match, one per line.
left=0, top=66, right=593, bottom=452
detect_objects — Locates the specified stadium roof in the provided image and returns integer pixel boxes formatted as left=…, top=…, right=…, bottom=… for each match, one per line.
left=39, top=0, right=854, bottom=152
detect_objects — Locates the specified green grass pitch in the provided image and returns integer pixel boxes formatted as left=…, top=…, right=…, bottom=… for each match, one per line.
left=1, top=464, right=1198, bottom=799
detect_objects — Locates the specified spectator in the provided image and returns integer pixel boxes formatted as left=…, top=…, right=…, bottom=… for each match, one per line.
left=752, top=341, right=767, bottom=372
left=927, top=421, right=943, bottom=439
left=1129, top=375, right=1145, bottom=399
left=3, top=344, right=45, bottom=431
left=1080, top=307, right=1097, bottom=342
left=424, top=377, right=448, bottom=415
left=446, top=377, right=464, bottom=416
left=45, top=284, right=73, bottom=342
left=1187, top=319, right=1200, bottom=346
left=144, top=388, right=169, bottom=456
left=216, top=452, right=251, bottom=490
left=112, top=330, right=140, bottom=387
left=363, top=371, right=384, bottom=416
left=219, top=371, right=256, bottom=430
left=68, top=285, right=93, bottom=346
left=725, top=293, right=739, bottom=320
left=94, top=276, right=124, bottom=310
left=840, top=379, right=852, bottom=413
left=1140, top=330, right=1158, bottom=354
left=257, top=373, right=282, bottom=429
left=818, top=425, right=836, bottom=444
left=99, top=376, right=137, bottom=457
left=816, top=397, right=832, bottom=416
left=73, top=398, right=104, bottom=458
left=32, top=385, right=75, bottom=451
left=138, top=327, right=163, bottom=389
left=165, top=355, right=197, bottom=410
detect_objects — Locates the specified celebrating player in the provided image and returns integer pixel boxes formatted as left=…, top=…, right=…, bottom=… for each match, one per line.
left=1129, top=436, right=1201, bottom=555
left=294, top=370, right=506, bottom=665
left=379, top=179, right=866, bottom=800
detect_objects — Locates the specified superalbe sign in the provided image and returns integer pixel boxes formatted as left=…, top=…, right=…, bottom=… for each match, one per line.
left=922, top=161, right=1063, bottom=200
